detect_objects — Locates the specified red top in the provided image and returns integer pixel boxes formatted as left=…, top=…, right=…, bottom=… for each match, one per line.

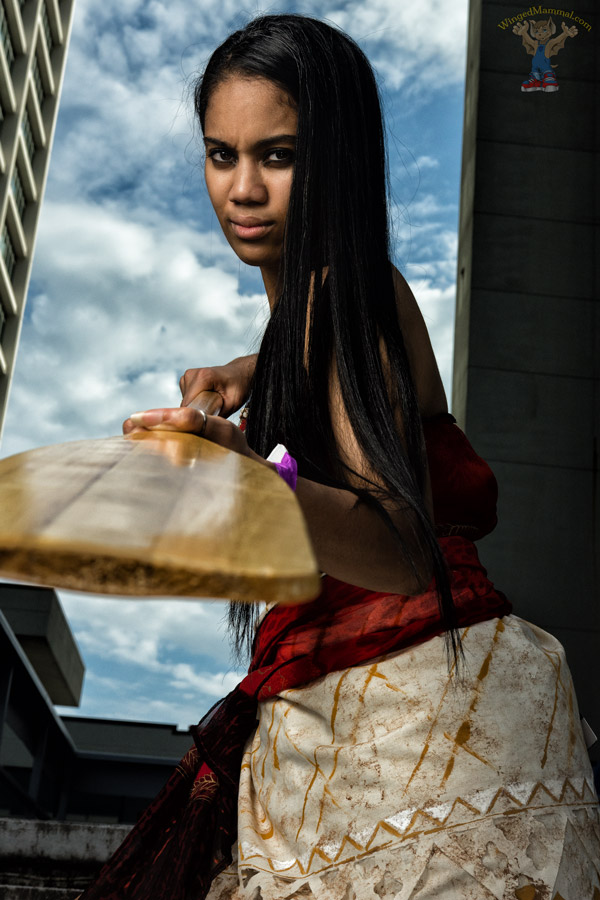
left=423, top=412, right=498, bottom=541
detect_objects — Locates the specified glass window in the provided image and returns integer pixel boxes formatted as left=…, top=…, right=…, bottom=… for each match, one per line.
left=11, top=167, right=26, bottom=219
left=40, top=2, right=53, bottom=53
left=32, top=54, right=45, bottom=107
left=21, top=109, right=35, bottom=161
left=0, top=2, right=15, bottom=69
left=0, top=298, right=6, bottom=343
left=1, top=224, right=16, bottom=281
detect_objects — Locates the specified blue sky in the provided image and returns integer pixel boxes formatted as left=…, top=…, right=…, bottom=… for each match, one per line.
left=1, top=0, right=469, bottom=729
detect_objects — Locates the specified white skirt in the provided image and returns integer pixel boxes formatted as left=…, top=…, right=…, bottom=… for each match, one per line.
left=207, top=616, right=600, bottom=899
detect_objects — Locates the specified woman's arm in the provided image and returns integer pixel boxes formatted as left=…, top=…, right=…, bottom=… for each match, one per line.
left=295, top=475, right=431, bottom=594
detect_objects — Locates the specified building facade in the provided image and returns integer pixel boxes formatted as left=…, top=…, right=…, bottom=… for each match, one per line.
left=0, top=0, right=75, bottom=439
left=453, top=0, right=598, bottom=737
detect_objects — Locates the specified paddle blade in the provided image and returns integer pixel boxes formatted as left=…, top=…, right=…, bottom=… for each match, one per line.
left=0, top=432, right=320, bottom=604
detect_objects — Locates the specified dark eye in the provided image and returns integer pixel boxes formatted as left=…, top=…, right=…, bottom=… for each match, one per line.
left=208, top=148, right=235, bottom=164
left=266, top=148, right=294, bottom=164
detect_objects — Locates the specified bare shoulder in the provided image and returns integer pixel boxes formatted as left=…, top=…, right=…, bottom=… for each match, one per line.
left=326, top=265, right=448, bottom=492
left=391, top=264, right=448, bottom=418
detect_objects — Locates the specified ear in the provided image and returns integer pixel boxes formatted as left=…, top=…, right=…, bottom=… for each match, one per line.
left=551, top=17, right=556, bottom=33
left=529, top=19, right=536, bottom=29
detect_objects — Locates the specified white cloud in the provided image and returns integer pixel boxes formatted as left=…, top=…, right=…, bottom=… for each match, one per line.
left=58, top=676, right=232, bottom=732
left=415, top=155, right=440, bottom=170
left=324, top=0, right=468, bottom=92
left=2, top=200, right=265, bottom=456
left=54, top=589, right=244, bottom=727
left=170, top=662, right=240, bottom=697
left=58, top=591, right=232, bottom=668
left=401, top=193, right=457, bottom=221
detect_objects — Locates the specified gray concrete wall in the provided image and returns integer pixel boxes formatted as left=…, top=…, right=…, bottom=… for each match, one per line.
left=454, top=0, right=599, bottom=737
left=0, top=816, right=130, bottom=898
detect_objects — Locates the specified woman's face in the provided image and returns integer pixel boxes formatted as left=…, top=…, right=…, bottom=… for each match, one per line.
left=203, top=75, right=297, bottom=280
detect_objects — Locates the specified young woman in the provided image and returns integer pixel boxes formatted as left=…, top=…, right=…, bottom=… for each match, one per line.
left=83, top=14, right=600, bottom=900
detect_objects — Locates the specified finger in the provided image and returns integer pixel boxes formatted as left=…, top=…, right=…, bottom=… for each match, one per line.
left=123, top=417, right=141, bottom=435
left=123, top=418, right=153, bottom=435
left=128, top=408, right=207, bottom=434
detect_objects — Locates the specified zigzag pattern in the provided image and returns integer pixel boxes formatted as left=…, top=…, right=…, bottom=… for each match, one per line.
left=231, top=812, right=600, bottom=900
left=239, top=775, right=599, bottom=877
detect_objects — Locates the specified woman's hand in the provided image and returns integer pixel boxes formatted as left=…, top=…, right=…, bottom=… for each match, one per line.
left=122, top=406, right=274, bottom=469
left=179, top=354, right=257, bottom=417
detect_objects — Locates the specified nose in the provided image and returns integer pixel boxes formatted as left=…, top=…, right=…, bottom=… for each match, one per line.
left=229, top=158, right=267, bottom=205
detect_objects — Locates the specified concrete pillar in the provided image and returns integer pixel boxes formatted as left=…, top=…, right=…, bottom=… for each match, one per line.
left=454, top=0, right=599, bottom=736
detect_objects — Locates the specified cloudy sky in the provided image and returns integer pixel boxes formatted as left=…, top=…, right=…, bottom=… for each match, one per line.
left=1, top=0, right=469, bottom=729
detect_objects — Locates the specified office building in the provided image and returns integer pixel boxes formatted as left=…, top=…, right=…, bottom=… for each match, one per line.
left=453, top=0, right=598, bottom=732
left=0, top=0, right=75, bottom=438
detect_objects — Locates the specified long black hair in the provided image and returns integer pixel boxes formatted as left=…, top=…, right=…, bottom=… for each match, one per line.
left=195, top=14, right=460, bottom=665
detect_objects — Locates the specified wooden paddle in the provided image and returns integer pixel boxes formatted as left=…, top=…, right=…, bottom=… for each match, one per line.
left=0, top=391, right=320, bottom=604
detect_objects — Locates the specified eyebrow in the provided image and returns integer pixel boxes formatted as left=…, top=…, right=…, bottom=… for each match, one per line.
left=203, top=133, right=297, bottom=150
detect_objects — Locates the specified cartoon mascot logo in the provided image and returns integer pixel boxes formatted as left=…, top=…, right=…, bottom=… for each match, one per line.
left=513, top=16, right=578, bottom=92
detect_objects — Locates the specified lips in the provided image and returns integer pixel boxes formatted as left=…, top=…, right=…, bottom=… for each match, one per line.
left=229, top=217, right=274, bottom=240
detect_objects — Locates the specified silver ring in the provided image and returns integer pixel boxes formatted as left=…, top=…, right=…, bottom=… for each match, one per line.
left=198, top=408, right=208, bottom=436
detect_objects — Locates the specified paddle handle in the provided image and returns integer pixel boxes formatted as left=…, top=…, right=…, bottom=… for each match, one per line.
left=185, top=390, right=224, bottom=417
